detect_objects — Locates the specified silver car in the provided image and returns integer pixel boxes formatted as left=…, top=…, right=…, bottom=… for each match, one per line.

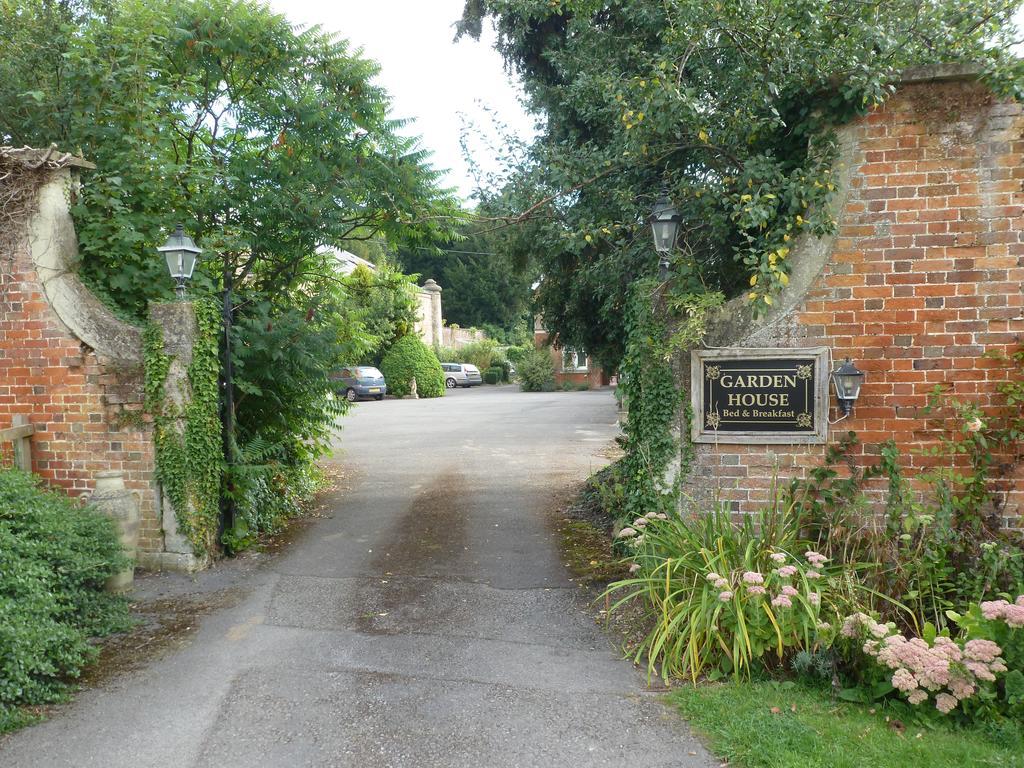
left=441, top=362, right=482, bottom=388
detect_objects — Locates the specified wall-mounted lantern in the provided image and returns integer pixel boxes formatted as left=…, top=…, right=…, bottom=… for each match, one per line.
left=649, top=192, right=682, bottom=280
left=157, top=224, right=202, bottom=299
left=831, top=357, right=865, bottom=416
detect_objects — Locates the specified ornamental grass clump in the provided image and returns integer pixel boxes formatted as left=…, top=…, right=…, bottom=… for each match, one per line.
left=607, top=505, right=845, bottom=683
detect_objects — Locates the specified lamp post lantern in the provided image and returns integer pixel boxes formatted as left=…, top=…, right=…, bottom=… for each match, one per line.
left=649, top=192, right=682, bottom=280
left=831, top=357, right=865, bottom=416
left=158, top=224, right=202, bottom=299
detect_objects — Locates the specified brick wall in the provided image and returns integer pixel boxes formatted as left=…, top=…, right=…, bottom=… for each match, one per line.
left=0, top=162, right=162, bottom=551
left=534, top=327, right=609, bottom=388
left=680, top=71, right=1024, bottom=528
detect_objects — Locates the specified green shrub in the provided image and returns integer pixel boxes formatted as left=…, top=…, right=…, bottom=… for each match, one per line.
left=516, top=348, right=556, bottom=392
left=787, top=431, right=1024, bottom=635
left=457, top=338, right=504, bottom=373
left=497, top=358, right=513, bottom=382
left=607, top=504, right=845, bottom=684
left=226, top=459, right=325, bottom=550
left=484, top=367, right=502, bottom=384
left=505, top=343, right=534, bottom=364
left=381, top=334, right=445, bottom=398
left=433, top=344, right=459, bottom=363
left=0, top=469, right=131, bottom=719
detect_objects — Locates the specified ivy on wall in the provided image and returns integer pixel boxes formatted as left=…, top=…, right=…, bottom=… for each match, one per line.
left=617, top=280, right=726, bottom=520
left=618, top=279, right=683, bottom=520
left=143, top=300, right=222, bottom=557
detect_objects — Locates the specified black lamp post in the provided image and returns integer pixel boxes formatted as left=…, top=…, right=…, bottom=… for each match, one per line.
left=649, top=191, right=682, bottom=280
left=157, top=224, right=202, bottom=299
left=831, top=358, right=865, bottom=416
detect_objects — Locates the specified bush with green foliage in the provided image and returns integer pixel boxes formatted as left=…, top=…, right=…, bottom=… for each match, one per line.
left=504, top=344, right=534, bottom=365
left=454, top=338, right=505, bottom=373
left=340, top=260, right=421, bottom=366
left=380, top=335, right=444, bottom=398
left=516, top=348, right=556, bottom=392
left=484, top=367, right=502, bottom=385
left=0, top=470, right=131, bottom=723
left=433, top=345, right=459, bottom=363
left=227, top=461, right=324, bottom=550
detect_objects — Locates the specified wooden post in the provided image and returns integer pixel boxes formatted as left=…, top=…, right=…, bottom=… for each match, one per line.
left=9, top=415, right=34, bottom=472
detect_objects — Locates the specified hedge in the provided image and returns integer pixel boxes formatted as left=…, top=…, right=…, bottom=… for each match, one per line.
left=380, top=334, right=445, bottom=398
left=0, top=469, right=131, bottom=726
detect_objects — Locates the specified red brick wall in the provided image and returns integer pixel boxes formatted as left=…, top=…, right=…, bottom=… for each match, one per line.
left=534, top=329, right=608, bottom=388
left=0, top=178, right=161, bottom=551
left=683, top=75, right=1024, bottom=528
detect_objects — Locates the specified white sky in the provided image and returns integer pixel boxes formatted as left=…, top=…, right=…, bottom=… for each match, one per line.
left=266, top=0, right=537, bottom=204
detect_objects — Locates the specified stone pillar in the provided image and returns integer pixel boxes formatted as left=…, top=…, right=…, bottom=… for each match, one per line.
left=422, top=279, right=443, bottom=347
left=89, top=470, right=140, bottom=593
left=138, top=301, right=203, bottom=572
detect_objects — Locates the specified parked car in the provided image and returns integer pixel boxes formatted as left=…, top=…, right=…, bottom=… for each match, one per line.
left=332, top=366, right=387, bottom=401
left=441, top=362, right=483, bottom=388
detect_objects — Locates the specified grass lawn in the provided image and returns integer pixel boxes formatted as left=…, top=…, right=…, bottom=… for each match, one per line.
left=672, top=681, right=1022, bottom=768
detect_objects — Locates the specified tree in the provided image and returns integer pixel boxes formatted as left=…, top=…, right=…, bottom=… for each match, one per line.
left=0, top=0, right=461, bottom=542
left=380, top=334, right=445, bottom=398
left=340, top=258, right=421, bottom=365
left=459, top=0, right=1023, bottom=364
left=396, top=223, right=535, bottom=335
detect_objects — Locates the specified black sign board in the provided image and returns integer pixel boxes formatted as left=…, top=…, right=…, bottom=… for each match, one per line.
left=691, top=348, right=829, bottom=444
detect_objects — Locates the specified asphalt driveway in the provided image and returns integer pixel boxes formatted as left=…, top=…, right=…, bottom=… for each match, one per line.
left=0, top=385, right=714, bottom=767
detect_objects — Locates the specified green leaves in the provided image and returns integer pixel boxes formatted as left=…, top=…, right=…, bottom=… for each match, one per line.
left=380, top=334, right=445, bottom=398
left=0, top=469, right=131, bottom=714
left=464, top=0, right=1023, bottom=348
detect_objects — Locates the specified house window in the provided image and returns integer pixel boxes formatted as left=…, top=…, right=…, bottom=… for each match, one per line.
left=561, top=348, right=588, bottom=373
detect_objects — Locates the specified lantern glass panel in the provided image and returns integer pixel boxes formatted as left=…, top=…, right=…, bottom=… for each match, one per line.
left=831, top=361, right=864, bottom=400
left=651, top=219, right=678, bottom=253
left=649, top=195, right=681, bottom=254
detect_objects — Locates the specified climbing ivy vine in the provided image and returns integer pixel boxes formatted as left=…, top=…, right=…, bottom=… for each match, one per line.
left=143, top=300, right=222, bottom=557
left=617, top=279, right=682, bottom=520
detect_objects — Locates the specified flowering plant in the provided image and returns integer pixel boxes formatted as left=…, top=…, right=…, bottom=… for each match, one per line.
left=950, top=595, right=1024, bottom=719
left=841, top=595, right=1023, bottom=720
left=608, top=506, right=845, bottom=683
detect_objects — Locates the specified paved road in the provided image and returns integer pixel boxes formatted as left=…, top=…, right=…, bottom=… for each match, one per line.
left=1, top=386, right=714, bottom=767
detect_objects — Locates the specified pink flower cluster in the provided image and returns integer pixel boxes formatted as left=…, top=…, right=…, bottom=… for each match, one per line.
left=701, top=553, right=830, bottom=613
left=706, top=572, right=730, bottom=590
left=804, top=550, right=828, bottom=568
left=980, top=596, right=1024, bottom=628
left=843, top=613, right=1008, bottom=715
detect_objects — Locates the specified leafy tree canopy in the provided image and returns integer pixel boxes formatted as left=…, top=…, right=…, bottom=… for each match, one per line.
left=1, top=0, right=461, bottom=316
left=459, top=0, right=1023, bottom=364
left=0, top=0, right=464, bottom=535
left=340, top=258, right=421, bottom=365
